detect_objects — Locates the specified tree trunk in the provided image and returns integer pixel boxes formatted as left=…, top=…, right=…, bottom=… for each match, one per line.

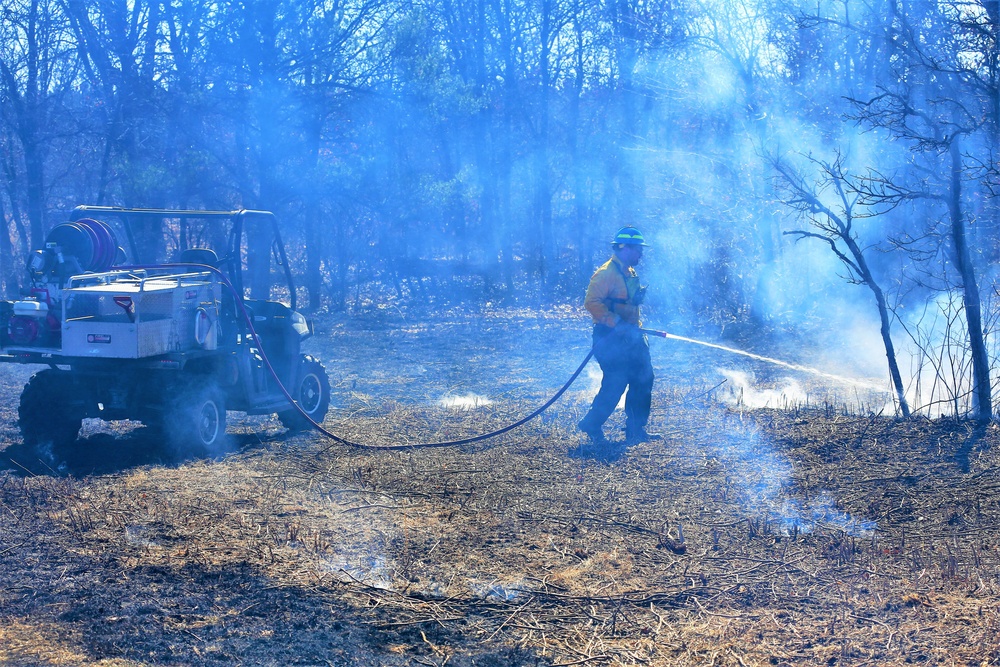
left=0, top=197, right=19, bottom=298
left=493, top=0, right=516, bottom=293
left=608, top=0, right=646, bottom=228
left=472, top=0, right=505, bottom=292
left=304, top=113, right=324, bottom=312
left=534, top=0, right=553, bottom=292
left=948, top=136, right=992, bottom=420
left=23, top=142, right=45, bottom=252
left=569, top=2, right=593, bottom=281
left=871, top=280, right=911, bottom=418
left=1, top=134, right=30, bottom=262
left=840, top=232, right=912, bottom=418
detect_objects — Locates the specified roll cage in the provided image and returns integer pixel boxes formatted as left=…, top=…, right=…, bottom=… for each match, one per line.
left=68, top=206, right=297, bottom=312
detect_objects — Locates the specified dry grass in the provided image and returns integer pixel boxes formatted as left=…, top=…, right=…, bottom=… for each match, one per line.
left=2, top=307, right=1000, bottom=665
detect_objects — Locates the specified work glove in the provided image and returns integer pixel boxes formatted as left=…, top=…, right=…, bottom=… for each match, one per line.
left=614, top=321, right=643, bottom=344
left=633, top=286, right=647, bottom=306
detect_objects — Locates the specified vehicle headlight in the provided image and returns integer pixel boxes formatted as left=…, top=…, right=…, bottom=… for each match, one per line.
left=290, top=310, right=312, bottom=338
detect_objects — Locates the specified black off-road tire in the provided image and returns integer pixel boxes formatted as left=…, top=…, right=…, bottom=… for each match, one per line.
left=165, top=380, right=227, bottom=455
left=278, top=355, right=331, bottom=431
left=18, top=369, right=85, bottom=450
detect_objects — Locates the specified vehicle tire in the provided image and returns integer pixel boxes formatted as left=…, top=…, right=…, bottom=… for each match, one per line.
left=278, top=355, right=331, bottom=431
left=165, top=380, right=227, bottom=455
left=18, top=369, right=85, bottom=450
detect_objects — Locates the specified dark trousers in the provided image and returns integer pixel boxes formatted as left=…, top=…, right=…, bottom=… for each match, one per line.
left=579, top=325, right=654, bottom=433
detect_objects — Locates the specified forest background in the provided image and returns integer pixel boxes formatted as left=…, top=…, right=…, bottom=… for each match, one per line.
left=1, top=0, right=999, bottom=418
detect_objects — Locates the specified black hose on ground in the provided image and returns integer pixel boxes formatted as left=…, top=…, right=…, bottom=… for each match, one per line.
left=316, top=349, right=595, bottom=452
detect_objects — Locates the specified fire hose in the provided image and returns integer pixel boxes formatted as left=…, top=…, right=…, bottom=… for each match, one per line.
left=309, top=329, right=682, bottom=451
left=315, top=350, right=595, bottom=452
left=220, top=304, right=879, bottom=452
left=163, top=262, right=599, bottom=452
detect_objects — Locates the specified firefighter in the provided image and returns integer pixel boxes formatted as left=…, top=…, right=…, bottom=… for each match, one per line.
left=578, top=226, right=662, bottom=446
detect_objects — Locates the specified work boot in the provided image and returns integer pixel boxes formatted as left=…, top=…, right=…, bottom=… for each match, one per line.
left=625, top=425, right=662, bottom=445
left=578, top=418, right=610, bottom=446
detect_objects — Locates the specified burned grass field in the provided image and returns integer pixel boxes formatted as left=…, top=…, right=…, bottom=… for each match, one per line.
left=2, top=308, right=1000, bottom=666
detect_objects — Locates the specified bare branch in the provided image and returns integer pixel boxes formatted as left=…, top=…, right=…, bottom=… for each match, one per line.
left=782, top=229, right=863, bottom=281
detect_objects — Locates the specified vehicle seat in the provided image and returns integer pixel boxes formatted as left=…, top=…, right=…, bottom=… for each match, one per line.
left=244, top=300, right=298, bottom=380
left=179, top=248, right=219, bottom=267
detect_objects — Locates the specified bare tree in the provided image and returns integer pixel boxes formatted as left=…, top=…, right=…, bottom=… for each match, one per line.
left=61, top=0, right=168, bottom=205
left=845, top=1, right=997, bottom=420
left=773, top=152, right=911, bottom=417
left=0, top=0, right=76, bottom=250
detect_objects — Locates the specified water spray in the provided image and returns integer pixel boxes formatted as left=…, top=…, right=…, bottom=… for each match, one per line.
left=308, top=326, right=885, bottom=452
left=640, top=328, right=885, bottom=392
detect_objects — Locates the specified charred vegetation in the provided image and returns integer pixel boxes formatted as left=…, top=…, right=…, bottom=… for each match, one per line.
left=1, top=310, right=999, bottom=665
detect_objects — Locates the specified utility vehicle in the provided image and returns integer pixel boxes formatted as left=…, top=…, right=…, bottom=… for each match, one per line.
left=0, top=206, right=330, bottom=454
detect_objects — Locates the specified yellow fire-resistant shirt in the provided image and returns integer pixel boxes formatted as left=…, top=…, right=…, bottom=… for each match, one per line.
left=584, top=255, right=642, bottom=328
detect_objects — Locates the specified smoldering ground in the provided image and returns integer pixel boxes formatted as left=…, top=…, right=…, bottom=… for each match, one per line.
left=2, top=308, right=999, bottom=666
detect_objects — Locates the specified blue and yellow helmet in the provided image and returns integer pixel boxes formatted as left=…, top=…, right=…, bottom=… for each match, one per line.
left=611, top=226, right=649, bottom=247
